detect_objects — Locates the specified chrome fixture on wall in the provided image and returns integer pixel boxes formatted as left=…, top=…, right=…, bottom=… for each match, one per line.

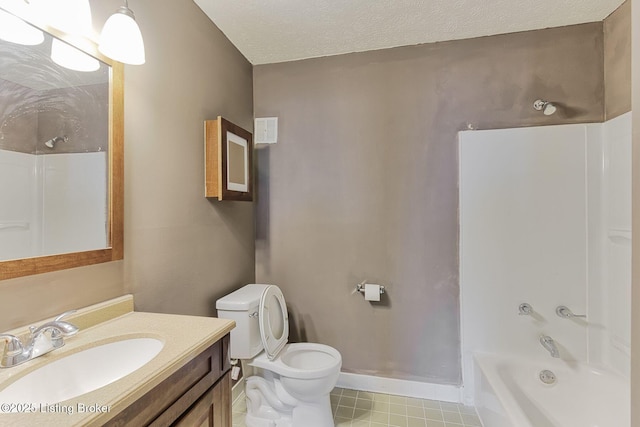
left=556, top=305, right=586, bottom=319
left=44, top=135, right=68, bottom=149
left=539, top=335, right=560, bottom=358
left=518, top=302, right=533, bottom=315
left=533, top=99, right=557, bottom=116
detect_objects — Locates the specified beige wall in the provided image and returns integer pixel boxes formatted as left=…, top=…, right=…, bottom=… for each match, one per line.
left=604, top=0, right=632, bottom=120
left=254, top=23, right=604, bottom=385
left=0, top=0, right=255, bottom=330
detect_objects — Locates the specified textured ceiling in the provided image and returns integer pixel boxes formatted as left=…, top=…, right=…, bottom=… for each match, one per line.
left=194, top=0, right=625, bottom=65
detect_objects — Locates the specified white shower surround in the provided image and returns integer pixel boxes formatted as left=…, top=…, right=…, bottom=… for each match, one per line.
left=0, top=150, right=108, bottom=260
left=459, top=113, right=631, bottom=423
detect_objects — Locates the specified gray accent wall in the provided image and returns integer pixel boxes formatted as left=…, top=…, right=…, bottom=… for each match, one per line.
left=0, top=80, right=108, bottom=154
left=254, top=23, right=604, bottom=385
left=0, top=79, right=37, bottom=153
left=0, top=0, right=255, bottom=330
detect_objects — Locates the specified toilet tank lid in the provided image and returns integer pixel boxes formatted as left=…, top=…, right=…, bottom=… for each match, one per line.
left=216, top=284, right=271, bottom=311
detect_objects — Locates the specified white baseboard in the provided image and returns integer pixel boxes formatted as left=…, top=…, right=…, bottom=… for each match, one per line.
left=337, top=372, right=462, bottom=403
left=233, top=371, right=461, bottom=404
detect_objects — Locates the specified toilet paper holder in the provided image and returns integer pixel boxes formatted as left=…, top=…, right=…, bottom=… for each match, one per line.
left=355, top=282, right=385, bottom=295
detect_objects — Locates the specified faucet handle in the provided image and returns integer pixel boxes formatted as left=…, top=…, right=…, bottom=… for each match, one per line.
left=29, top=310, right=79, bottom=341
left=556, top=305, right=586, bottom=319
left=0, top=334, right=24, bottom=355
left=52, top=310, right=80, bottom=337
left=55, top=310, right=77, bottom=322
left=0, top=334, right=28, bottom=367
left=518, top=303, right=533, bottom=315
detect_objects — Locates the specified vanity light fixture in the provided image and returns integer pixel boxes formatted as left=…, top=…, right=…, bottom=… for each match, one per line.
left=51, top=38, right=100, bottom=72
left=98, top=0, right=145, bottom=65
left=26, top=0, right=99, bottom=72
left=36, top=0, right=93, bottom=38
left=1, top=0, right=146, bottom=68
left=0, top=8, right=44, bottom=45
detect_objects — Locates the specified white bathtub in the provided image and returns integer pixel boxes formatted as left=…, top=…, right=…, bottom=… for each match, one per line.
left=473, top=353, right=629, bottom=427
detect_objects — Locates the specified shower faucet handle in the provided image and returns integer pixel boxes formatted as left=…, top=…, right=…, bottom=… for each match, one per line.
left=518, top=303, right=533, bottom=315
left=556, top=305, right=586, bottom=319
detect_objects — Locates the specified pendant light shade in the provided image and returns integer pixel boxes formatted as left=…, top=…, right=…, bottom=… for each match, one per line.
left=0, top=8, right=44, bottom=45
left=51, top=38, right=100, bottom=72
left=98, top=3, right=145, bottom=65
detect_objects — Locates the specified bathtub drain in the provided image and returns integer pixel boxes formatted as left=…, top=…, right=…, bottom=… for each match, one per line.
left=539, top=370, right=556, bottom=385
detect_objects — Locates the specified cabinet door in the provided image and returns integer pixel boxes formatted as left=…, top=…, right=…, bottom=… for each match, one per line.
left=204, top=117, right=253, bottom=201
left=174, top=371, right=232, bottom=427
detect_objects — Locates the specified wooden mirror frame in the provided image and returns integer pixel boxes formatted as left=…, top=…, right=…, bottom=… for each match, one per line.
left=0, top=9, right=124, bottom=280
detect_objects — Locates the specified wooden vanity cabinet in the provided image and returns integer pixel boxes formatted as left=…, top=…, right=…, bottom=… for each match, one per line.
left=173, top=373, right=231, bottom=427
left=104, top=334, right=232, bottom=427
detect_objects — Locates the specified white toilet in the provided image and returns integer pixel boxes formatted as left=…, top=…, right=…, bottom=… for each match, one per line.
left=216, top=284, right=342, bottom=427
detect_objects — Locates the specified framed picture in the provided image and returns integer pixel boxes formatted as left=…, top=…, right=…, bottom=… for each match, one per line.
left=205, top=117, right=253, bottom=201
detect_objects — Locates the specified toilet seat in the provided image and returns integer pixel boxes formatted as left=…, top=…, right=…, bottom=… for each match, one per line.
left=254, top=286, right=342, bottom=380
left=251, top=342, right=342, bottom=379
left=259, top=285, right=289, bottom=360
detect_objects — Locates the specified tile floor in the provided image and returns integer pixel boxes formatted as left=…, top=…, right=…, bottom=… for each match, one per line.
left=232, top=387, right=482, bottom=427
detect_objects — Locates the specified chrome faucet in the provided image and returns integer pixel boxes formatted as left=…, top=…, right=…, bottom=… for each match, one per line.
left=518, top=303, right=533, bottom=315
left=539, top=335, right=560, bottom=358
left=0, top=311, right=79, bottom=368
left=556, top=305, right=586, bottom=319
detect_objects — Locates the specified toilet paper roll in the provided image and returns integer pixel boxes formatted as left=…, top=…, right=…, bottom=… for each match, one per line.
left=364, top=284, right=381, bottom=301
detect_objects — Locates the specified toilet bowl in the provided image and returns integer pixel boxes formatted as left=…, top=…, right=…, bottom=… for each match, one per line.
left=216, top=284, right=342, bottom=427
left=252, top=342, right=341, bottom=400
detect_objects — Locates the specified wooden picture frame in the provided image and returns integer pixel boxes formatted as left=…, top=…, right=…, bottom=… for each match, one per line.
left=205, top=117, right=253, bottom=201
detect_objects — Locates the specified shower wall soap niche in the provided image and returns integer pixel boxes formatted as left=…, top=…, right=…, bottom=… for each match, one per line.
left=204, top=117, right=253, bottom=201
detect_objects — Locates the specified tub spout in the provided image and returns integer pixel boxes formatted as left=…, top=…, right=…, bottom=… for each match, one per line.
left=540, top=335, right=560, bottom=358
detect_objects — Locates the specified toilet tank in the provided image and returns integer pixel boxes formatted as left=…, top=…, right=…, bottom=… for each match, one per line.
left=216, top=284, right=269, bottom=359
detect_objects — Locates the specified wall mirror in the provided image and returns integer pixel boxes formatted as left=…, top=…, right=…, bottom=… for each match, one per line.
left=0, top=6, right=123, bottom=280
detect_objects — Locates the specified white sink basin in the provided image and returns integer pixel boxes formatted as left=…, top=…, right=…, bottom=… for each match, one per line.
left=0, top=338, right=163, bottom=408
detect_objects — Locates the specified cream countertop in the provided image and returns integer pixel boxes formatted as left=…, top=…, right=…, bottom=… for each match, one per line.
left=0, top=296, right=235, bottom=426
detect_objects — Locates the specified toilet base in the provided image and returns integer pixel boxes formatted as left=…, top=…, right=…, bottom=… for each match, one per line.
left=245, top=412, right=292, bottom=427
left=291, top=400, right=334, bottom=427
left=244, top=375, right=334, bottom=427
left=244, top=402, right=333, bottom=427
